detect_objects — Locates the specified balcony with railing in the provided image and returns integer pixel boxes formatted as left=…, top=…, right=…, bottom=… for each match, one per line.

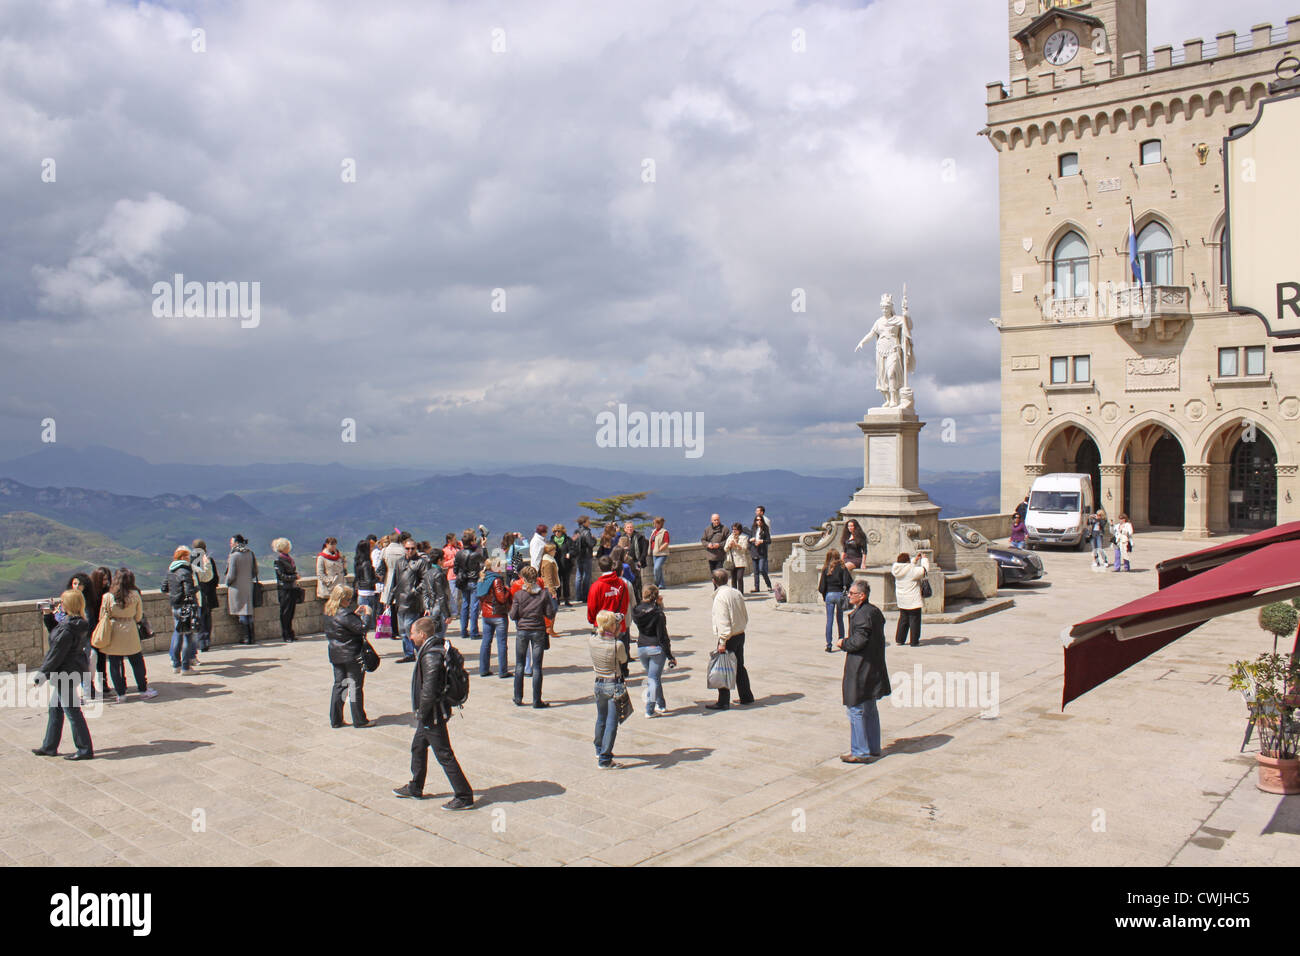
left=1112, top=285, right=1191, bottom=342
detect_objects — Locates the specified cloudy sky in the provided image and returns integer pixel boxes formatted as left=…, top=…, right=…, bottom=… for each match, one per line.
left=1, top=0, right=1290, bottom=476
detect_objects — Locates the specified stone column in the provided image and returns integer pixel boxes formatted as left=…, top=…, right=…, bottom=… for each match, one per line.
left=1183, top=464, right=1211, bottom=538
left=1277, top=464, right=1299, bottom=525
left=1099, top=463, right=1126, bottom=515
left=1207, top=463, right=1231, bottom=532
left=1127, top=463, right=1151, bottom=527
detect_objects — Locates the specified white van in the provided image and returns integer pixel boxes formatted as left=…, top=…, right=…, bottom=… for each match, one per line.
left=1025, top=473, right=1095, bottom=549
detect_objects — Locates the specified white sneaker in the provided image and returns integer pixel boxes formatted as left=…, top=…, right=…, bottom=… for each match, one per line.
left=140, top=688, right=159, bottom=699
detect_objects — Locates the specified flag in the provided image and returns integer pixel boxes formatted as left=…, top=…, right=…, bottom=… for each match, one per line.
left=1128, top=204, right=1143, bottom=285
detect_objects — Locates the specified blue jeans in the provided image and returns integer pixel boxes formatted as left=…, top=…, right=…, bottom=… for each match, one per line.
left=576, top=560, right=593, bottom=604
left=358, top=592, right=379, bottom=627
left=1113, top=544, right=1128, bottom=571
left=847, top=700, right=882, bottom=758
left=1092, top=535, right=1106, bottom=564
left=398, top=610, right=419, bottom=658
left=459, top=588, right=480, bottom=639
left=480, top=616, right=508, bottom=676
left=637, top=646, right=666, bottom=715
left=752, top=556, right=771, bottom=590
left=825, top=592, right=845, bottom=647
left=652, top=555, right=667, bottom=589
left=593, top=678, right=620, bottom=765
left=169, top=611, right=198, bottom=670
left=514, top=629, right=546, bottom=703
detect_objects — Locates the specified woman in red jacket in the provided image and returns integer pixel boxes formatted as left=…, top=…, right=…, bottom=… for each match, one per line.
left=476, top=556, right=513, bottom=678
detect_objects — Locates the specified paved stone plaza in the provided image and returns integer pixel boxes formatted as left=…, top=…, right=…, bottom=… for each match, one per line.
left=1, top=532, right=1296, bottom=866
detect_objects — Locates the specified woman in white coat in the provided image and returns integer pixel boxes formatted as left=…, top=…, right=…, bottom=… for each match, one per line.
left=891, top=551, right=930, bottom=647
left=1112, top=513, right=1134, bottom=572
left=724, top=522, right=750, bottom=592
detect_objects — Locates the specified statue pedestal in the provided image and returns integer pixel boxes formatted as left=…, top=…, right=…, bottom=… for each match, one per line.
left=841, top=410, right=941, bottom=568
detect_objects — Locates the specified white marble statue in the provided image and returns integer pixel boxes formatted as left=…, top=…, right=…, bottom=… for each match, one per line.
left=855, top=290, right=916, bottom=409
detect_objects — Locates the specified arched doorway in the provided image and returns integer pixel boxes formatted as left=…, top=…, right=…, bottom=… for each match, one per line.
left=1148, top=434, right=1185, bottom=527
left=1039, top=423, right=1102, bottom=505
left=1230, top=433, right=1277, bottom=529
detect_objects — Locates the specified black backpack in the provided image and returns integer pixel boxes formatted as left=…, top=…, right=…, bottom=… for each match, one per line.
left=440, top=644, right=470, bottom=709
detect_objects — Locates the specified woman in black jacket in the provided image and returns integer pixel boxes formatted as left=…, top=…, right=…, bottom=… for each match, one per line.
left=161, top=546, right=199, bottom=674
left=272, top=537, right=300, bottom=642
left=818, top=549, right=853, bottom=653
left=65, top=572, right=105, bottom=699
left=324, top=585, right=371, bottom=728
left=354, top=537, right=379, bottom=629
left=841, top=520, right=868, bottom=570
left=631, top=584, right=676, bottom=717
left=33, top=588, right=94, bottom=760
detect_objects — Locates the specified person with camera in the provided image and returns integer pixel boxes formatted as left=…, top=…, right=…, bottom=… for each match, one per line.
left=324, top=584, right=372, bottom=729
left=891, top=550, right=930, bottom=647
left=32, top=589, right=94, bottom=760
left=161, top=546, right=201, bottom=674
left=453, top=531, right=485, bottom=641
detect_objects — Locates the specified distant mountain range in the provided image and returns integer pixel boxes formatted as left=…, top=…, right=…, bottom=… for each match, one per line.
left=0, top=446, right=999, bottom=601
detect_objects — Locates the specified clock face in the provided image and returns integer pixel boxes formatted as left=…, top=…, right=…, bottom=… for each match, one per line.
left=1043, top=29, right=1080, bottom=66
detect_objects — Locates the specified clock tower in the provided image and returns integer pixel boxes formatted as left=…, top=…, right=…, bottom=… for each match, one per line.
left=1008, top=0, right=1147, bottom=80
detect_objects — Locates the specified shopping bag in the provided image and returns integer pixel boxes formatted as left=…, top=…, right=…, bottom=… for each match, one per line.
left=375, top=609, right=393, bottom=640
left=707, top=650, right=737, bottom=690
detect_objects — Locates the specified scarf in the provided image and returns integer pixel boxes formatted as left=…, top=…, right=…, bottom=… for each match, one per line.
left=475, top=570, right=499, bottom=599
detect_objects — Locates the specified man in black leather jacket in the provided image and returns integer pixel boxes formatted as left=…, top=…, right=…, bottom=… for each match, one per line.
left=574, top=516, right=597, bottom=605
left=420, top=561, right=453, bottom=637
left=393, top=617, right=474, bottom=810
left=378, top=540, right=427, bottom=663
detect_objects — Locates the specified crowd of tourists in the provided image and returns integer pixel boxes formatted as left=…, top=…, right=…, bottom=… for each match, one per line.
left=30, top=505, right=908, bottom=804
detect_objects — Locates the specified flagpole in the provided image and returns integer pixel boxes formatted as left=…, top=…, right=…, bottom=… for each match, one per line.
left=1128, top=197, right=1145, bottom=316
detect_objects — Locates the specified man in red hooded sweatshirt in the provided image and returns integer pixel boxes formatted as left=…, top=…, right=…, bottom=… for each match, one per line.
left=586, top=555, right=630, bottom=677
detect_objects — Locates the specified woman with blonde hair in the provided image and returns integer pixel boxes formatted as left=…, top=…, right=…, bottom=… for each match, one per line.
left=588, top=609, right=629, bottom=769
left=33, top=589, right=94, bottom=759
left=324, top=584, right=371, bottom=728
left=273, top=537, right=300, bottom=642
left=101, top=568, right=158, bottom=701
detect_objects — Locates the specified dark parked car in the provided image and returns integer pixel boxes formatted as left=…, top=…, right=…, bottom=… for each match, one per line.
left=989, top=547, right=1044, bottom=588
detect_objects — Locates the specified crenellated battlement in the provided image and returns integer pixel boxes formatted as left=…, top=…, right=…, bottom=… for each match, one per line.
left=990, top=14, right=1300, bottom=105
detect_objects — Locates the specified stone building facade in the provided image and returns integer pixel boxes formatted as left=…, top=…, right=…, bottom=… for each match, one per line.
left=985, top=0, right=1300, bottom=536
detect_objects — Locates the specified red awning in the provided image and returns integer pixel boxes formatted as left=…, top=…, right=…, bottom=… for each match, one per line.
left=1062, top=538, right=1300, bottom=708
left=1155, top=520, right=1300, bottom=589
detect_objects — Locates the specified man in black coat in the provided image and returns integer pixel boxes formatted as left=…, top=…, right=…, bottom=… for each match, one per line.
left=839, top=579, right=891, bottom=764
left=574, top=517, right=597, bottom=604
left=622, top=520, right=649, bottom=602
left=394, top=617, right=474, bottom=810
left=378, top=539, right=427, bottom=663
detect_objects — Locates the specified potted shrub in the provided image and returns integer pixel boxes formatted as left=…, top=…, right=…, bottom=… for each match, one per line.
left=1260, top=601, right=1299, bottom=655
left=1228, top=649, right=1300, bottom=794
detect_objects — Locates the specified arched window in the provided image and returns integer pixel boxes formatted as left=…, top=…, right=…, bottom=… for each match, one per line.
left=1053, top=231, right=1090, bottom=299
left=1059, top=152, right=1079, bottom=176
left=1140, top=139, right=1162, bottom=165
left=1136, top=222, right=1173, bottom=286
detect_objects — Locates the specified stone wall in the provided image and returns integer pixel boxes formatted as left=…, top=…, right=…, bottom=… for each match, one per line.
left=0, top=535, right=801, bottom=672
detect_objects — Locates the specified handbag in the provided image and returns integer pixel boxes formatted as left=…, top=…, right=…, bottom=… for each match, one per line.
left=707, top=649, right=738, bottom=690
left=90, top=615, right=110, bottom=650
left=137, top=612, right=154, bottom=642
left=294, top=585, right=306, bottom=603
left=919, top=576, right=933, bottom=599
left=375, top=609, right=393, bottom=640
left=613, top=680, right=633, bottom=723
left=361, top=640, right=381, bottom=673
left=251, top=553, right=265, bottom=607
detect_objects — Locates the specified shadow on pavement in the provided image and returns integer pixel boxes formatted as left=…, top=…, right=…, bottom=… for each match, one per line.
left=621, top=747, right=714, bottom=770
left=151, top=682, right=233, bottom=701
left=94, top=739, right=215, bottom=760
left=879, top=733, right=953, bottom=759
left=913, top=636, right=969, bottom=647
left=1262, top=795, right=1300, bottom=836
left=471, top=780, right=566, bottom=808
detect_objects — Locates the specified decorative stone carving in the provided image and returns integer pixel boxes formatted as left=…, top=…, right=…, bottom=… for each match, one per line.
left=866, top=529, right=882, bottom=545
left=1185, top=399, right=1207, bottom=421
left=1276, top=464, right=1299, bottom=477
left=1183, top=464, right=1211, bottom=478
left=1024, top=463, right=1047, bottom=478
left=855, top=291, right=916, bottom=411
left=1125, top=356, right=1179, bottom=391
left=1100, top=402, right=1119, bottom=423
left=1280, top=396, right=1300, bottom=421
left=1020, top=404, right=1040, bottom=424
left=1099, top=464, right=1126, bottom=476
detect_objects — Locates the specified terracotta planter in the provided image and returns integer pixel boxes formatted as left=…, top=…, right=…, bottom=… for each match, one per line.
left=1256, top=753, right=1300, bottom=795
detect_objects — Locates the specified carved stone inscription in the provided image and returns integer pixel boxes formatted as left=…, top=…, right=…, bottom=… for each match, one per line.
left=868, top=436, right=898, bottom=487
left=1125, top=356, right=1179, bottom=391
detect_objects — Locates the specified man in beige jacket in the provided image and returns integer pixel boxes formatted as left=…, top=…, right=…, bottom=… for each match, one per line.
left=707, top=569, right=754, bottom=710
